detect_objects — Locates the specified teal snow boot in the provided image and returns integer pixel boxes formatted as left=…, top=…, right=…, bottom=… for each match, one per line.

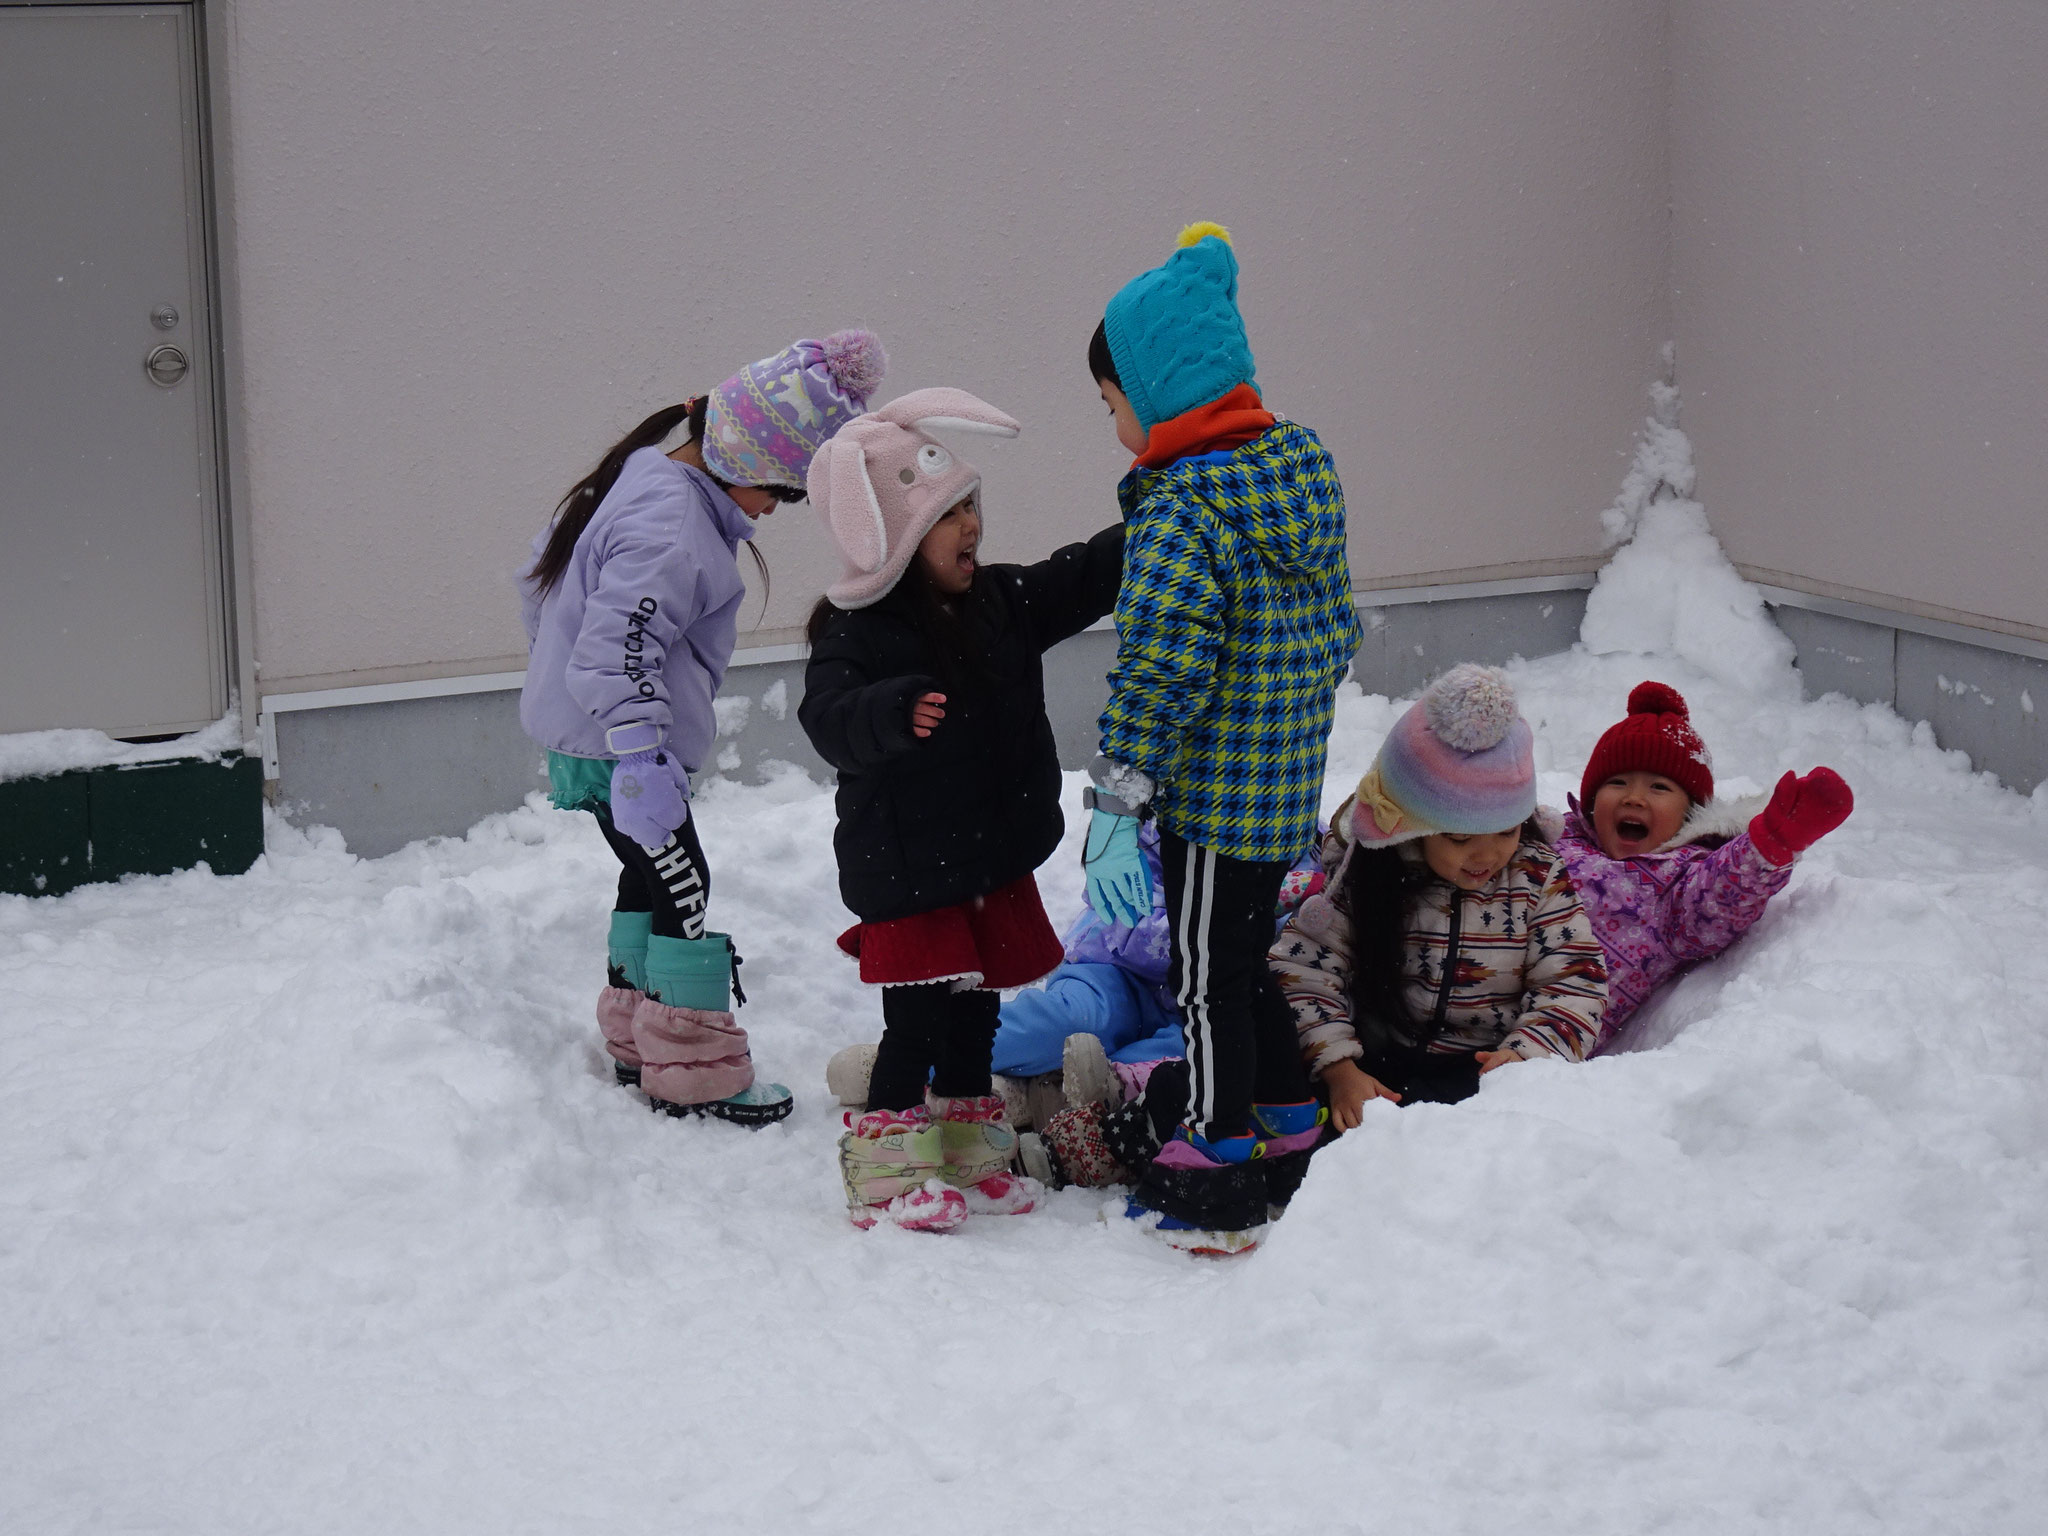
left=635, top=933, right=792, bottom=1126
left=601, top=911, right=654, bottom=1085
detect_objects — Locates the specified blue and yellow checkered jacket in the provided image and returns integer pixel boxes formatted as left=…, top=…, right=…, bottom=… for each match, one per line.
left=1099, top=420, right=1361, bottom=863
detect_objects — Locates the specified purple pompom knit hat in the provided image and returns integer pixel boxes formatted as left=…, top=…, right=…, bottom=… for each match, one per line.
left=702, top=329, right=887, bottom=488
left=1350, top=664, right=1536, bottom=848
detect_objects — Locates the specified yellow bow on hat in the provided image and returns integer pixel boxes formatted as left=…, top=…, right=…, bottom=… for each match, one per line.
left=1349, top=764, right=1420, bottom=845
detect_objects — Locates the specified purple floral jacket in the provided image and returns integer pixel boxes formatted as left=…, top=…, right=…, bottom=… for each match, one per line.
left=1550, top=796, right=1790, bottom=1047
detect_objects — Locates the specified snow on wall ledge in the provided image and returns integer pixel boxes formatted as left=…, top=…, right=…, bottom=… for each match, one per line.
left=0, top=708, right=244, bottom=786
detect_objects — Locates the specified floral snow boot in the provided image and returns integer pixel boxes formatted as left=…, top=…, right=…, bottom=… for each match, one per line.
left=929, top=1093, right=1043, bottom=1216
left=600, top=911, right=653, bottom=1086
left=838, top=1106, right=967, bottom=1232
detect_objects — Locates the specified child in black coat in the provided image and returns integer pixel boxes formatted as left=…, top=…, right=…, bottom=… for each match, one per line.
left=801, top=388, right=1122, bottom=1231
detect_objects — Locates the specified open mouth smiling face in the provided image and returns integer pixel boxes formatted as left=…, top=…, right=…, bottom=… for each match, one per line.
left=1591, top=771, right=1690, bottom=859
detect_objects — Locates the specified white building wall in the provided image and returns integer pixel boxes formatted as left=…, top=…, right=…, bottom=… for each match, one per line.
left=215, top=0, right=1670, bottom=696
left=1669, top=0, right=2048, bottom=640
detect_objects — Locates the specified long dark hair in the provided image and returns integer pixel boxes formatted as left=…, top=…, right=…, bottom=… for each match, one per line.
left=527, top=396, right=771, bottom=613
left=1340, top=816, right=1549, bottom=1048
left=805, top=547, right=988, bottom=692
left=1340, top=843, right=1427, bottom=1050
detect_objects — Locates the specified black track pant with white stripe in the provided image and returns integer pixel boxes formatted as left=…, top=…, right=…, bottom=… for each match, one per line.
left=597, top=807, right=711, bottom=941
left=1159, top=830, right=1311, bottom=1140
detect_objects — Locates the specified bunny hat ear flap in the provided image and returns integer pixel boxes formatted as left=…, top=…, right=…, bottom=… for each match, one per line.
left=870, top=386, right=1020, bottom=439
left=813, top=436, right=888, bottom=575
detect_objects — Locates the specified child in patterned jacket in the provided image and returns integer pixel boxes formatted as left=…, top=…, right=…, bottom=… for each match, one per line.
left=1273, top=666, right=1610, bottom=1130
left=1078, top=221, right=1362, bottom=1253
left=1552, top=681, right=1853, bottom=1050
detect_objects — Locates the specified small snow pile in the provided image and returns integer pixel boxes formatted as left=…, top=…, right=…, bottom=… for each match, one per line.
left=0, top=705, right=245, bottom=785
left=1580, top=371, right=1799, bottom=698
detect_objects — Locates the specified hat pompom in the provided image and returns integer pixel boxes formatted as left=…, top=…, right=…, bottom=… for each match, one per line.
left=1175, top=220, right=1233, bottom=249
left=1422, top=664, right=1519, bottom=753
left=820, top=328, right=888, bottom=402
left=1627, top=680, right=1689, bottom=718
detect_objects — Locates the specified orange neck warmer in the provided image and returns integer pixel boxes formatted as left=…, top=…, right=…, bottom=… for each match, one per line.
left=1134, top=384, right=1275, bottom=470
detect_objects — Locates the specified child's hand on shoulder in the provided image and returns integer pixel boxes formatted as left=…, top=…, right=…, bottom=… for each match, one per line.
left=910, top=692, right=946, bottom=738
left=1323, top=1057, right=1400, bottom=1132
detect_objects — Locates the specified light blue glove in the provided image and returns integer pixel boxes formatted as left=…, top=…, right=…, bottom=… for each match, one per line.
left=1083, top=807, right=1149, bottom=930
left=606, top=723, right=688, bottom=850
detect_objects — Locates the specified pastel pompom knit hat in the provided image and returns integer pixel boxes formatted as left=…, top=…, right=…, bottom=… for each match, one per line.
left=1350, top=665, right=1537, bottom=847
left=806, top=387, right=1020, bottom=609
left=1102, top=222, right=1259, bottom=433
left=1578, top=681, right=1715, bottom=809
left=702, top=329, right=887, bottom=488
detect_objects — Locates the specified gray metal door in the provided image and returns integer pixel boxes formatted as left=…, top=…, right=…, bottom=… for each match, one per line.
left=0, top=3, right=226, bottom=739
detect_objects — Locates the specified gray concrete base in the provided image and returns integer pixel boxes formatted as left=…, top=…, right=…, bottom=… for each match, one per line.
left=1772, top=603, right=2048, bottom=794
left=1355, top=588, right=1590, bottom=699
left=267, top=586, right=2047, bottom=857
left=273, top=690, right=546, bottom=859
left=265, top=588, right=1598, bottom=855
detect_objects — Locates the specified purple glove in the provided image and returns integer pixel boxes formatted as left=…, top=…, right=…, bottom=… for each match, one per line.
left=606, top=723, right=688, bottom=849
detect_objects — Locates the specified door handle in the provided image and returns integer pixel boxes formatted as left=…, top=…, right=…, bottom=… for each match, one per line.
left=145, top=344, right=189, bottom=387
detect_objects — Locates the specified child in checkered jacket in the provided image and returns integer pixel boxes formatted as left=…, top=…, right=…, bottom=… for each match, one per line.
left=1078, top=221, right=1363, bottom=1254
left=1042, top=667, right=1607, bottom=1221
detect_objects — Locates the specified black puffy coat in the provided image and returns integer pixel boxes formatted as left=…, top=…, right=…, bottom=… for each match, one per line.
left=799, top=525, right=1124, bottom=922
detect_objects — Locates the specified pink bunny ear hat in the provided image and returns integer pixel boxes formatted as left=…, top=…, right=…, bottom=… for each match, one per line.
left=806, top=387, right=1020, bottom=609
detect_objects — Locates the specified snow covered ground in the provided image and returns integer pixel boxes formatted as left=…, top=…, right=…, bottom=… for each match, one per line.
left=6, top=647, right=2046, bottom=1533
left=7, top=473, right=2048, bottom=1531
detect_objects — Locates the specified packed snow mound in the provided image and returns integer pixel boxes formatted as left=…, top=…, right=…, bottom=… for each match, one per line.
left=1582, top=499, right=1799, bottom=697
left=5, top=652, right=2047, bottom=1534
left=1581, top=383, right=1799, bottom=698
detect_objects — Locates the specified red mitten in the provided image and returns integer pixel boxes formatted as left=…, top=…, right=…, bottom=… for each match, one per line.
left=1748, top=767, right=1854, bottom=866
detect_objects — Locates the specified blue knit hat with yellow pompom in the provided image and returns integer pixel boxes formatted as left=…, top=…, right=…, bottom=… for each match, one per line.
left=1102, top=222, right=1259, bottom=433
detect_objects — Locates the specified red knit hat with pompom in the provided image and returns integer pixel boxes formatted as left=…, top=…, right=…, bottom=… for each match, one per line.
left=1579, top=681, right=1715, bottom=809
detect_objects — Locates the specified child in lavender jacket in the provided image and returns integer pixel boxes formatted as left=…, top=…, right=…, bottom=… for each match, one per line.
left=1552, top=681, right=1854, bottom=1050
left=519, top=331, right=884, bottom=1124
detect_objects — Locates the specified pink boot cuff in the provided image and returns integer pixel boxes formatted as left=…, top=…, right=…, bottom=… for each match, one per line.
left=631, top=996, right=755, bottom=1106
left=597, top=986, right=644, bottom=1067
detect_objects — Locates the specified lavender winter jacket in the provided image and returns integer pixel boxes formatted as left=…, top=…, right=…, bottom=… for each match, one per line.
left=1550, top=796, right=1790, bottom=1045
left=520, top=448, right=753, bottom=771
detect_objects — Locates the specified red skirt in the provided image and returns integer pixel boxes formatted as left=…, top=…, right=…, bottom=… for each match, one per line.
left=837, top=874, right=1065, bottom=990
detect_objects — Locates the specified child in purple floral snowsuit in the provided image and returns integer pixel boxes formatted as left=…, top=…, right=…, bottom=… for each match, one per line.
left=1552, top=681, right=1855, bottom=1050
